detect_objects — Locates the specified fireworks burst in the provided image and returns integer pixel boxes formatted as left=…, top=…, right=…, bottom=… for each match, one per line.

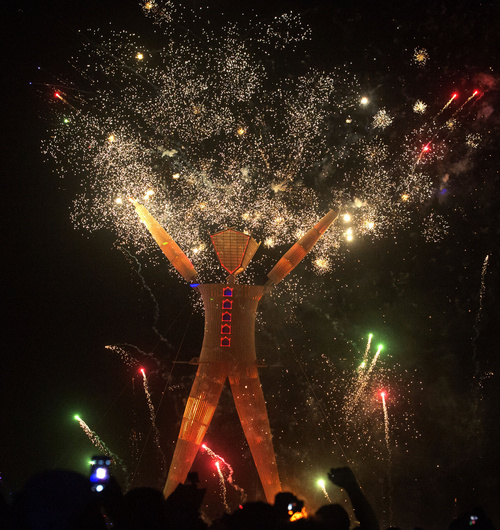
left=40, top=2, right=494, bottom=511
left=40, top=2, right=489, bottom=281
left=372, top=109, right=393, bottom=129
left=413, top=100, right=427, bottom=114
left=413, top=47, right=429, bottom=66
left=466, top=133, right=481, bottom=148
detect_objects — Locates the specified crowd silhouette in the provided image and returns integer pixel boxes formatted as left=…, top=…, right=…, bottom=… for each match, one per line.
left=0, top=466, right=495, bottom=529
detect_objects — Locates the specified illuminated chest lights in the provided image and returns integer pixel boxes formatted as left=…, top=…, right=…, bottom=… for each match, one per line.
left=221, top=287, right=233, bottom=347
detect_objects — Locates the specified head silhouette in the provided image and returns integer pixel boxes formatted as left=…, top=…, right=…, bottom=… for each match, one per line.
left=315, top=503, right=350, bottom=530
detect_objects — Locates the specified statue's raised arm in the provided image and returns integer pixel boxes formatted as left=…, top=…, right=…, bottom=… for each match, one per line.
left=266, top=207, right=338, bottom=286
left=130, top=199, right=199, bottom=283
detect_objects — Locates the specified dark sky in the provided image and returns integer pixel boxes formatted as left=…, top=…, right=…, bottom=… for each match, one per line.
left=2, top=1, right=500, bottom=528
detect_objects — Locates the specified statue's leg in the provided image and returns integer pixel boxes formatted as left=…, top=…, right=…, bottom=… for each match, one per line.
left=163, top=361, right=228, bottom=498
left=228, top=363, right=282, bottom=503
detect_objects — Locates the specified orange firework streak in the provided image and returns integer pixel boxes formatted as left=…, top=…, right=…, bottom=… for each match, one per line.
left=131, top=200, right=338, bottom=502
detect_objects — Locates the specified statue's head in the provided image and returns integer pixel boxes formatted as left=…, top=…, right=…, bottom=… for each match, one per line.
left=210, top=229, right=260, bottom=280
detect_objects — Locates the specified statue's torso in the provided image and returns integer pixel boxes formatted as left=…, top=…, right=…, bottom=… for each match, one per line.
left=197, top=284, right=264, bottom=364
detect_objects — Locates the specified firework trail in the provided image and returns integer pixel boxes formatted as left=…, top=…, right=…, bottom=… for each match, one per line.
left=475, top=254, right=490, bottom=331
left=380, top=391, right=394, bottom=526
left=311, top=335, right=421, bottom=475
left=348, top=344, right=383, bottom=416
left=380, top=392, right=391, bottom=455
left=434, top=92, right=458, bottom=119
left=318, top=479, right=331, bottom=503
left=201, top=443, right=246, bottom=503
left=452, top=90, right=480, bottom=117
left=471, top=254, right=490, bottom=422
left=215, top=461, right=229, bottom=512
left=415, top=142, right=432, bottom=165
left=366, top=345, right=383, bottom=378
left=116, top=245, right=172, bottom=348
left=412, top=90, right=480, bottom=171
left=105, top=344, right=140, bottom=367
left=53, top=90, right=77, bottom=110
left=359, top=333, right=373, bottom=371
left=106, top=343, right=165, bottom=374
left=74, top=414, right=129, bottom=482
left=75, top=414, right=112, bottom=455
left=140, top=368, right=167, bottom=473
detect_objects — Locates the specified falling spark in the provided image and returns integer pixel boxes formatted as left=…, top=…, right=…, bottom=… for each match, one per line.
left=314, top=331, right=420, bottom=477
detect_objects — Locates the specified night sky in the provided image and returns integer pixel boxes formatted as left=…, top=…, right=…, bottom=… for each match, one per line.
left=2, top=1, right=500, bottom=529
